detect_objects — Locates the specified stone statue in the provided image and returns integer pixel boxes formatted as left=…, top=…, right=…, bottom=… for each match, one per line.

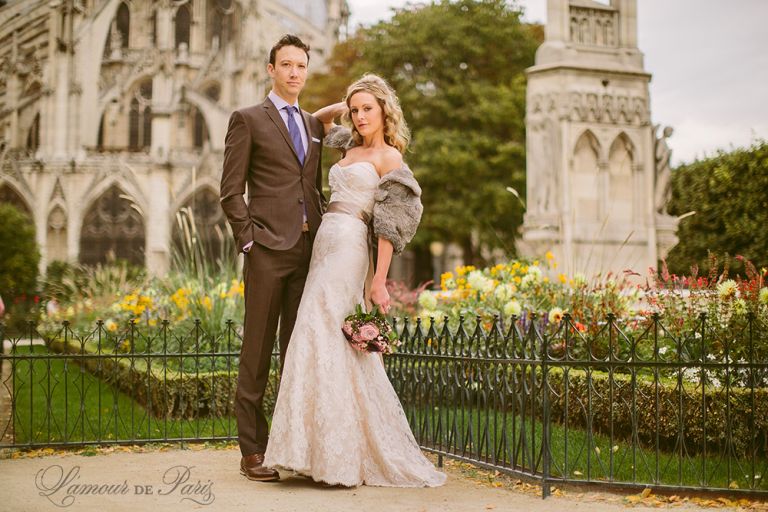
left=653, top=124, right=674, bottom=214
left=108, top=23, right=122, bottom=60
left=529, top=117, right=559, bottom=215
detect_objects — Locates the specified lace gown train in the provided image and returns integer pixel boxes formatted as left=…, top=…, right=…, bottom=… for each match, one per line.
left=262, top=162, right=447, bottom=487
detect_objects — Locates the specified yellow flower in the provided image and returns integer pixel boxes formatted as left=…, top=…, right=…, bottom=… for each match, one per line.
left=558, top=273, right=568, bottom=284
left=148, top=318, right=157, bottom=326
left=220, top=292, right=228, bottom=299
left=545, top=251, right=554, bottom=261
left=105, top=319, right=117, bottom=332
left=514, top=276, right=522, bottom=285
left=201, top=296, right=213, bottom=311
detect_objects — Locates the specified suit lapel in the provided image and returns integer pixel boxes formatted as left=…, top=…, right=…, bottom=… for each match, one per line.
left=263, top=98, right=302, bottom=169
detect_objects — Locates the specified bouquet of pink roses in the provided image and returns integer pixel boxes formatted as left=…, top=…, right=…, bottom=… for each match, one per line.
left=342, top=304, right=401, bottom=354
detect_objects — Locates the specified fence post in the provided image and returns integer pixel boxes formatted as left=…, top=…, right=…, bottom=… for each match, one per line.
left=541, top=322, right=551, bottom=499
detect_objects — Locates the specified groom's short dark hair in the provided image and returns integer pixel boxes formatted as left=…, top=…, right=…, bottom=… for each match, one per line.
left=269, top=35, right=311, bottom=66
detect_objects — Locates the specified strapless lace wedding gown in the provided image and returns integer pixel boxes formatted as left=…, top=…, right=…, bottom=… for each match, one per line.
left=262, top=162, right=447, bottom=488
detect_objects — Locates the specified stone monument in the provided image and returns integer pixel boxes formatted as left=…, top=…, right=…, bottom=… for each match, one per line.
left=518, top=0, right=679, bottom=279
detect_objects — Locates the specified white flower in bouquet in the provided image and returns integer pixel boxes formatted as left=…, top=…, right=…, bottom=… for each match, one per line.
left=467, top=270, right=494, bottom=293
left=444, top=277, right=457, bottom=289
left=717, top=279, right=739, bottom=300
left=759, top=287, right=768, bottom=305
left=503, top=300, right=522, bottom=317
left=418, top=290, right=438, bottom=310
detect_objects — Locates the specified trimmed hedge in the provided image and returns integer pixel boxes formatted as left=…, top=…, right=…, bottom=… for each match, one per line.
left=389, top=358, right=768, bottom=456
left=48, top=338, right=279, bottom=419
left=546, top=367, right=768, bottom=456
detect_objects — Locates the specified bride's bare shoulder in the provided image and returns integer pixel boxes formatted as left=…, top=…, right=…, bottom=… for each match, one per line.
left=378, top=147, right=404, bottom=176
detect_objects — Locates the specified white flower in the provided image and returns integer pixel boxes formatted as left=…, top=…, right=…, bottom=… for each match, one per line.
left=493, top=284, right=514, bottom=302
left=759, top=287, right=768, bottom=305
left=503, top=300, right=522, bottom=317
left=418, top=291, right=438, bottom=310
left=573, top=273, right=587, bottom=286
left=467, top=271, right=494, bottom=293
left=444, top=278, right=456, bottom=290
left=419, top=310, right=444, bottom=327
left=717, top=279, right=739, bottom=299
left=527, top=265, right=543, bottom=279
left=520, top=274, right=537, bottom=290
left=733, top=298, right=747, bottom=315
left=548, top=307, right=565, bottom=323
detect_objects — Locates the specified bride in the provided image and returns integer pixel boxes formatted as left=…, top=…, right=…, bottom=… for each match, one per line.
left=262, top=74, right=447, bottom=488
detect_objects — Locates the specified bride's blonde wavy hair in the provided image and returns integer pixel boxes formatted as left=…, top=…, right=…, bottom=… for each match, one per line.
left=342, top=74, right=410, bottom=154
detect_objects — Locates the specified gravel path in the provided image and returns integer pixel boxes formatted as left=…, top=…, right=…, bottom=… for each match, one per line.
left=0, top=445, right=744, bottom=512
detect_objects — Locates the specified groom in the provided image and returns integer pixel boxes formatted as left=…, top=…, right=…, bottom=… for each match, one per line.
left=219, top=34, right=326, bottom=482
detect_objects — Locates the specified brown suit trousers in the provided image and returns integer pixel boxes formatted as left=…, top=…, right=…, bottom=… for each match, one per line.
left=219, top=97, right=325, bottom=456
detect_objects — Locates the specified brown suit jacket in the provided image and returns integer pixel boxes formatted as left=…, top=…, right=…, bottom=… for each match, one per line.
left=220, top=97, right=326, bottom=252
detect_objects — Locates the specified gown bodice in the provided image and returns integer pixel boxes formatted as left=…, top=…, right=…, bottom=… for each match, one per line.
left=328, top=162, right=380, bottom=216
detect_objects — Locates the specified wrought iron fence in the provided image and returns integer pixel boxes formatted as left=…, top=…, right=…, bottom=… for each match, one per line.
left=1, top=314, right=767, bottom=499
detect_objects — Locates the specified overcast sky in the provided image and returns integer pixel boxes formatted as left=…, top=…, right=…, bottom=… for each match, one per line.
left=345, top=0, right=768, bottom=166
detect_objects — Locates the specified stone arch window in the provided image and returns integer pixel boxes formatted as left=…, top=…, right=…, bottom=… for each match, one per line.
left=571, top=130, right=601, bottom=223
left=47, top=206, right=68, bottom=261
left=26, top=112, right=40, bottom=150
left=607, top=134, right=635, bottom=223
left=208, top=0, right=236, bottom=49
left=0, top=183, right=33, bottom=220
left=151, top=9, right=158, bottom=45
left=204, top=83, right=221, bottom=102
left=80, top=185, right=145, bottom=266
left=175, top=3, right=191, bottom=49
left=193, top=107, right=208, bottom=149
left=128, top=80, right=152, bottom=151
left=97, top=113, right=105, bottom=148
left=116, top=1, right=130, bottom=48
left=172, top=188, right=228, bottom=262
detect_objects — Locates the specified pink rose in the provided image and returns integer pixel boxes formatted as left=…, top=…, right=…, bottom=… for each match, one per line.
left=342, top=321, right=354, bottom=336
left=359, top=323, right=380, bottom=341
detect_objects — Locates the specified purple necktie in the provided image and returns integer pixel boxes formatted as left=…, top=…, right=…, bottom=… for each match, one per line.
left=283, top=106, right=305, bottom=166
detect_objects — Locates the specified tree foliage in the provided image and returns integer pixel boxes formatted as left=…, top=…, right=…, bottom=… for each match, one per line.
left=0, top=202, right=40, bottom=302
left=303, top=0, right=542, bottom=265
left=666, top=140, right=768, bottom=275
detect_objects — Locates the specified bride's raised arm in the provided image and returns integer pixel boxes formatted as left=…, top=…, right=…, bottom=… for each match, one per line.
left=313, top=101, right=347, bottom=133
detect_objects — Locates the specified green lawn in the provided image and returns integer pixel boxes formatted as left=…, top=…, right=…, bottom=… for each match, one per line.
left=5, top=345, right=237, bottom=445
left=403, top=403, right=768, bottom=491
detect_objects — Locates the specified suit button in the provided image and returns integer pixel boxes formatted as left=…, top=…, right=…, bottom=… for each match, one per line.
left=298, top=198, right=304, bottom=204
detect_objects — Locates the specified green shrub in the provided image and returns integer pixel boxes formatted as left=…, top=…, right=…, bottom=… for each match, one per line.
left=0, top=203, right=41, bottom=332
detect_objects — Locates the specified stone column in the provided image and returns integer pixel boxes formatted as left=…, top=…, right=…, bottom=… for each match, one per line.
left=611, top=0, right=638, bottom=48
left=546, top=0, right=570, bottom=42
left=145, top=166, right=171, bottom=275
